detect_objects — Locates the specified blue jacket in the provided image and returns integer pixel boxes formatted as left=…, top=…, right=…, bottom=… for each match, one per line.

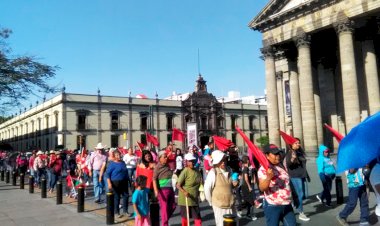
left=316, top=145, right=336, bottom=175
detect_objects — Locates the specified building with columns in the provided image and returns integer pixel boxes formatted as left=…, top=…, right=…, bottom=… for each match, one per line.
left=249, top=0, right=380, bottom=152
left=0, top=75, right=268, bottom=152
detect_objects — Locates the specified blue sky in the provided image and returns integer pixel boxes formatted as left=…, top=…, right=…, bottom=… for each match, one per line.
left=0, top=0, right=267, bottom=107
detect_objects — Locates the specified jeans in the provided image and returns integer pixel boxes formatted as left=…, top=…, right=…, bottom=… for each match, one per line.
left=36, top=168, right=47, bottom=186
left=319, top=173, right=334, bottom=205
left=49, top=172, right=60, bottom=190
left=112, top=180, right=129, bottom=215
left=290, top=178, right=304, bottom=212
left=127, top=168, right=135, bottom=187
left=92, top=170, right=103, bottom=201
left=263, top=200, right=296, bottom=226
left=339, top=185, right=369, bottom=223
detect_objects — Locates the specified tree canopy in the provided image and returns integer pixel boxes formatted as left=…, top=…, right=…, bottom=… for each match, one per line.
left=0, top=28, right=59, bottom=114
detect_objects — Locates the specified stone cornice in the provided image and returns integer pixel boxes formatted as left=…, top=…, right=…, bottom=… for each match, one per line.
left=250, top=0, right=343, bottom=33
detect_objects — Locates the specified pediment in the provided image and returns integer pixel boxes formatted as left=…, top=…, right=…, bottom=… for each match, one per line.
left=249, top=0, right=331, bottom=32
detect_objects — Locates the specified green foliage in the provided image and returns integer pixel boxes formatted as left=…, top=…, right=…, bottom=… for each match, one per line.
left=0, top=27, right=59, bottom=114
left=256, top=135, right=269, bottom=147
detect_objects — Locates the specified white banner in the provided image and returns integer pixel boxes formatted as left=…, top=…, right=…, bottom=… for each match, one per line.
left=187, top=123, right=198, bottom=148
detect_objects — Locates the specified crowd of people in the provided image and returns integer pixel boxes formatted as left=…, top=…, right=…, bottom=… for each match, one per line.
left=0, top=133, right=380, bottom=226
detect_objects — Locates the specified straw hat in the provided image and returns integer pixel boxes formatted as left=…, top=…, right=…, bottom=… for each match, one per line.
left=94, top=143, right=106, bottom=150
left=36, top=150, right=44, bottom=155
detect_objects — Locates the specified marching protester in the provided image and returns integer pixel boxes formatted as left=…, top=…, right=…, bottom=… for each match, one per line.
left=136, top=150, right=156, bottom=193
left=166, top=142, right=176, bottom=171
left=16, top=152, right=28, bottom=175
left=240, top=155, right=257, bottom=220
left=132, top=175, right=151, bottom=226
left=283, top=137, right=310, bottom=221
left=203, top=142, right=213, bottom=176
left=369, top=157, right=380, bottom=217
left=316, top=145, right=336, bottom=207
left=123, top=147, right=138, bottom=189
left=89, top=143, right=107, bottom=203
left=153, top=150, right=176, bottom=226
left=176, top=153, right=203, bottom=226
left=28, top=151, right=36, bottom=180
left=106, top=149, right=131, bottom=218
left=258, top=144, right=296, bottom=226
left=48, top=151, right=63, bottom=193
left=204, top=150, right=235, bottom=226
left=175, top=148, right=184, bottom=176
left=336, top=168, right=369, bottom=226
left=33, top=150, right=47, bottom=188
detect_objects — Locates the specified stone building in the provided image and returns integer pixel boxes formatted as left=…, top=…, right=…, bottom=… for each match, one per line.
left=0, top=75, right=267, bottom=151
left=249, top=0, right=380, bottom=152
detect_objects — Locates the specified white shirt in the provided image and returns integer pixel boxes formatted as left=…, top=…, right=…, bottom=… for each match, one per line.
left=204, top=167, right=230, bottom=206
left=176, top=156, right=183, bottom=170
left=123, top=154, right=138, bottom=169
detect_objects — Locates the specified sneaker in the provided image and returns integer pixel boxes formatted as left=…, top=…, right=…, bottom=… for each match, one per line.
left=359, top=221, right=369, bottom=226
left=336, top=215, right=348, bottom=226
left=248, top=215, right=257, bottom=221
left=298, top=212, right=310, bottom=222
left=237, top=211, right=242, bottom=218
left=85, top=181, right=89, bottom=186
left=316, top=195, right=322, bottom=203
left=117, top=214, right=124, bottom=218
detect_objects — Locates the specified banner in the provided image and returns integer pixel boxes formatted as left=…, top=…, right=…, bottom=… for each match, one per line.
left=187, top=123, right=197, bottom=148
left=284, top=80, right=292, bottom=117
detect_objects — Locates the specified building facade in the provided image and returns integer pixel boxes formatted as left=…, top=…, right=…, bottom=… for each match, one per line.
left=250, top=0, right=380, bottom=152
left=0, top=76, right=268, bottom=152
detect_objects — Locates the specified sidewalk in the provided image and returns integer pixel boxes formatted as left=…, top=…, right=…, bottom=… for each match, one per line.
left=0, top=180, right=134, bottom=226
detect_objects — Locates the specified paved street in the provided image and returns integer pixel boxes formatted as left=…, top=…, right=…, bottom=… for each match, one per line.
left=0, top=156, right=379, bottom=226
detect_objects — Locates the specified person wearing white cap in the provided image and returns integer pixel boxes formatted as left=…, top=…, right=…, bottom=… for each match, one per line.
left=176, top=153, right=203, bottom=226
left=204, top=150, right=235, bottom=226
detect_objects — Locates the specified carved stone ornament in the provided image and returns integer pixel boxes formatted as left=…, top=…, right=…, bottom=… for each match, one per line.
left=276, top=71, right=283, bottom=80
left=260, top=46, right=275, bottom=59
left=334, top=20, right=354, bottom=34
left=295, top=34, right=311, bottom=48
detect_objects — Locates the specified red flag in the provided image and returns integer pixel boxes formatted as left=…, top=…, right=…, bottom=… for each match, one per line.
left=146, top=132, right=159, bottom=146
left=172, top=128, right=185, bottom=142
left=118, top=147, right=127, bottom=155
left=137, top=142, right=145, bottom=151
left=279, top=130, right=298, bottom=145
left=212, top=135, right=233, bottom=151
left=324, top=123, right=344, bottom=143
left=235, top=126, right=269, bottom=170
left=247, top=148, right=256, bottom=169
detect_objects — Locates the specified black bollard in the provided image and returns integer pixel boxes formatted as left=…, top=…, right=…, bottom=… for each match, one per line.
left=12, top=171, right=17, bottom=186
left=56, top=180, right=62, bottom=205
left=5, top=170, right=10, bottom=183
left=41, top=178, right=47, bottom=198
left=1, top=169, right=4, bottom=181
left=150, top=199, right=160, bottom=226
left=223, top=214, right=237, bottom=226
left=335, top=176, right=344, bottom=204
left=106, top=192, right=114, bottom=225
left=77, top=186, right=85, bottom=213
left=29, top=176, right=34, bottom=193
left=20, top=173, right=24, bottom=189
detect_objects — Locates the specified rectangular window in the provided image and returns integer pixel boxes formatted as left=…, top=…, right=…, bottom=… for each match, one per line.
left=231, top=115, right=236, bottom=130
left=265, top=116, right=268, bottom=129
left=231, top=133, right=237, bottom=145
left=201, top=117, right=207, bottom=130
left=249, top=116, right=255, bottom=131
left=249, top=133, right=254, bottom=143
left=141, top=116, right=148, bottom=131
left=46, top=138, right=49, bottom=150
left=167, top=134, right=172, bottom=145
left=111, top=113, right=119, bottom=130
left=78, top=115, right=86, bottom=130
left=76, top=135, right=86, bottom=150
left=217, top=117, right=224, bottom=129
left=141, top=134, right=147, bottom=145
left=54, top=113, right=59, bottom=131
left=111, top=135, right=119, bottom=148
left=167, top=116, right=173, bottom=130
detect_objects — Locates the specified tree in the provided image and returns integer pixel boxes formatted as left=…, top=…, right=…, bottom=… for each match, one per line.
left=0, top=28, right=59, bottom=114
left=256, top=135, right=269, bottom=147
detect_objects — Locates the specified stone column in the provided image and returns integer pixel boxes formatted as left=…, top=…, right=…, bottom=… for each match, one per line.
left=362, top=39, right=380, bottom=115
left=335, top=20, right=361, bottom=132
left=261, top=46, right=281, bottom=146
left=313, top=66, right=323, bottom=146
left=288, top=61, right=303, bottom=143
left=276, top=71, right=286, bottom=148
left=295, top=34, right=318, bottom=152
